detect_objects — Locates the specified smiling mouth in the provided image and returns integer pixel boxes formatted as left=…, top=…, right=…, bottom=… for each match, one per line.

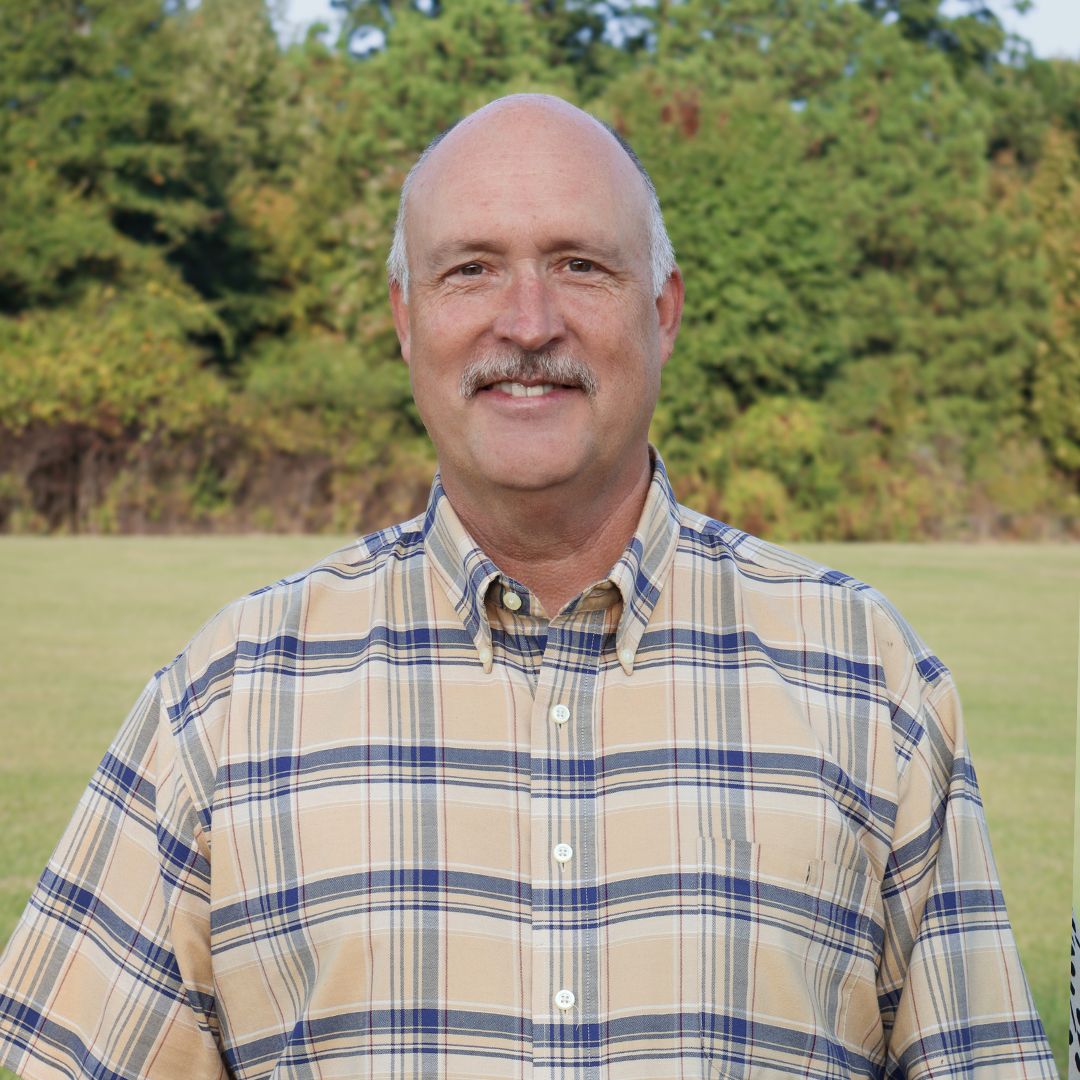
left=482, top=380, right=572, bottom=398
left=460, top=351, right=599, bottom=399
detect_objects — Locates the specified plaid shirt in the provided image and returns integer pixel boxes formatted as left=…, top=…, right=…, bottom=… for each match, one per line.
left=0, top=454, right=1054, bottom=1079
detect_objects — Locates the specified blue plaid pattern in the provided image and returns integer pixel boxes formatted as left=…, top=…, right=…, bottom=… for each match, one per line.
left=0, top=454, right=1055, bottom=1078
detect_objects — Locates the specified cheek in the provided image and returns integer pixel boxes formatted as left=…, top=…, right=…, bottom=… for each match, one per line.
left=413, top=369, right=459, bottom=421
left=406, top=325, right=467, bottom=391
left=417, top=292, right=494, bottom=340
left=580, top=294, right=656, bottom=350
left=591, top=322, right=661, bottom=387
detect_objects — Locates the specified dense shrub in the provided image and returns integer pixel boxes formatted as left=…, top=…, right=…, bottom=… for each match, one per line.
left=0, top=0, right=1076, bottom=537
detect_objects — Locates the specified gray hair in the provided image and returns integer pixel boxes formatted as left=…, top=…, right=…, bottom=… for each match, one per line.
left=386, top=115, right=676, bottom=301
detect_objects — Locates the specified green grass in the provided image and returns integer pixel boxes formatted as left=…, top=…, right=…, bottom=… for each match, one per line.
left=0, top=538, right=1075, bottom=1077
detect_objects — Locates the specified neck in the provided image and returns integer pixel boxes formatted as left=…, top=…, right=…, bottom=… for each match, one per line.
left=441, top=451, right=653, bottom=616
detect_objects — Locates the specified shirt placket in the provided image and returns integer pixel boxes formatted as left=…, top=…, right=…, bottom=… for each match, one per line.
left=530, top=606, right=607, bottom=1080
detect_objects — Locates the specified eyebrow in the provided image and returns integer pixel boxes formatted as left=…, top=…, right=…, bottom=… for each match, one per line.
left=424, top=236, right=627, bottom=270
left=425, top=239, right=507, bottom=268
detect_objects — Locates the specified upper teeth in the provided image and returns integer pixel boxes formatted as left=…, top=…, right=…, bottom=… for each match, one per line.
left=491, top=381, right=556, bottom=397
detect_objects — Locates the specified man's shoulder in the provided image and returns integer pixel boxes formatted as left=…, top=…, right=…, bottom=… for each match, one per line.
left=157, top=512, right=428, bottom=687
left=673, top=500, right=875, bottom=593
left=672, top=501, right=949, bottom=688
left=254, top=513, right=428, bottom=598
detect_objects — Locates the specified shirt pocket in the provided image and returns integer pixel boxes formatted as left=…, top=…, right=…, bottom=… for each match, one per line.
left=698, top=836, right=883, bottom=1080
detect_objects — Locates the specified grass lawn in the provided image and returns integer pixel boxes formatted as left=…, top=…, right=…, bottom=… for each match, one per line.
left=0, top=537, right=1075, bottom=1077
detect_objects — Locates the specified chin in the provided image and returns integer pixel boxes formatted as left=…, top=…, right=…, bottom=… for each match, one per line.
left=452, top=432, right=594, bottom=494
left=457, top=446, right=586, bottom=493
left=484, top=462, right=581, bottom=492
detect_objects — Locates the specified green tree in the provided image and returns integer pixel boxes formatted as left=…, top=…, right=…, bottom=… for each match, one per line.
left=0, top=1, right=203, bottom=307
left=0, top=0, right=1075, bottom=540
left=1025, top=127, right=1080, bottom=479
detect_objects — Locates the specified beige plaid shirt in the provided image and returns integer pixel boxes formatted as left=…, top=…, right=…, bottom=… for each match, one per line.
left=0, top=455, right=1054, bottom=1078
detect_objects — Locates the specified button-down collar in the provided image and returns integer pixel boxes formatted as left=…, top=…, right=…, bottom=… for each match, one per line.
left=422, top=450, right=681, bottom=675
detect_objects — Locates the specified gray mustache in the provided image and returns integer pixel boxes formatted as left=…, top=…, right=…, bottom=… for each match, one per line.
left=459, top=349, right=599, bottom=399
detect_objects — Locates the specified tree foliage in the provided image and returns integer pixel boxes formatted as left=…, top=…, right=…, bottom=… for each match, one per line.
left=0, top=0, right=1076, bottom=537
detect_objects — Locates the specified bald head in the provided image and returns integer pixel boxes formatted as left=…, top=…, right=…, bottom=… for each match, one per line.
left=387, top=94, right=675, bottom=300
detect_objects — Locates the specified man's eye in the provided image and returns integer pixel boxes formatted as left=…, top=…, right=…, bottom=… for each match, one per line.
left=457, top=263, right=484, bottom=277
left=567, top=258, right=594, bottom=273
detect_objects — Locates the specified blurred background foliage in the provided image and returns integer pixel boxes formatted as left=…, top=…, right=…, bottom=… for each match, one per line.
left=0, top=0, right=1077, bottom=538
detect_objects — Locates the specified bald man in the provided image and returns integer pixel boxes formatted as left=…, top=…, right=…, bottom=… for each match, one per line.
left=0, top=95, right=1055, bottom=1079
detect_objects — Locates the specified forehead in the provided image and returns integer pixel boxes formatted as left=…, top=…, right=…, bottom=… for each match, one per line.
left=406, top=105, right=651, bottom=263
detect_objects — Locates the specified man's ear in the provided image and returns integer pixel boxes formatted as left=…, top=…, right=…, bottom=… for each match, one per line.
left=389, top=280, right=411, bottom=365
left=656, top=267, right=684, bottom=368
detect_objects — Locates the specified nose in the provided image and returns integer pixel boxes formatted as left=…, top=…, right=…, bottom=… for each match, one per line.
left=492, top=269, right=566, bottom=351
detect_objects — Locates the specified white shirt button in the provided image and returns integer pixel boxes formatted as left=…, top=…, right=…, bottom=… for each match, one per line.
left=502, top=590, right=522, bottom=611
left=553, top=842, right=573, bottom=864
left=619, top=648, right=634, bottom=667
left=554, top=989, right=575, bottom=1011
left=478, top=647, right=492, bottom=666
left=550, top=703, right=571, bottom=725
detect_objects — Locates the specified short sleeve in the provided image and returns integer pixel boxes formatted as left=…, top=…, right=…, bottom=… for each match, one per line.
left=0, top=676, right=228, bottom=1079
left=879, top=676, right=1057, bottom=1077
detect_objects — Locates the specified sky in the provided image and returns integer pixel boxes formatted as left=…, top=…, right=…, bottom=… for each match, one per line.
left=279, top=0, right=1079, bottom=59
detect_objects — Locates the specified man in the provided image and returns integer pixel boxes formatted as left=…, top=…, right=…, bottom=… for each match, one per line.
left=0, top=94, right=1055, bottom=1078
